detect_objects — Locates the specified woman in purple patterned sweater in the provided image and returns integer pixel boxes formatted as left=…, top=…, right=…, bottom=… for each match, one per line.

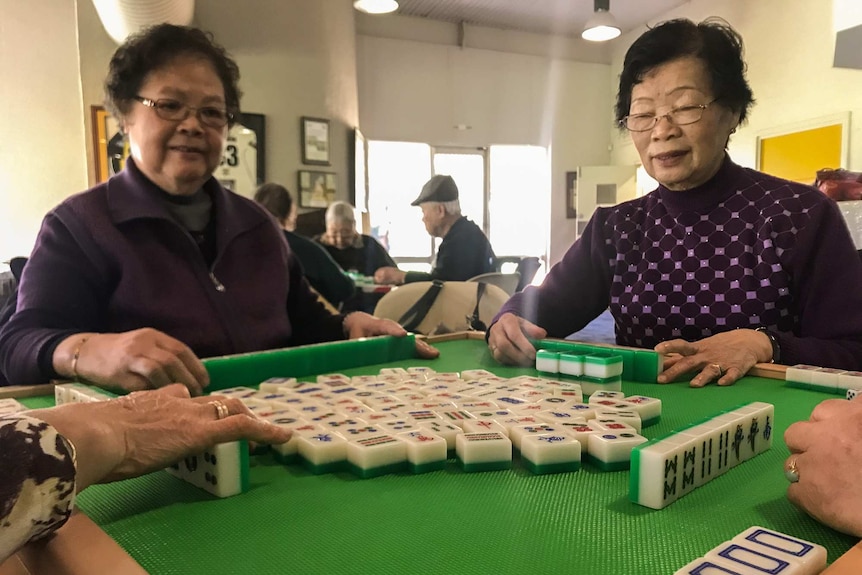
left=489, top=18, right=862, bottom=385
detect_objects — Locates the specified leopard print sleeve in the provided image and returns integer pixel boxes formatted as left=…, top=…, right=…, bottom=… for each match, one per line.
left=0, top=414, right=77, bottom=563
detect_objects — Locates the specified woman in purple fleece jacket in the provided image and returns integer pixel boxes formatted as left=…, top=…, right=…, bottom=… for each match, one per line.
left=0, top=25, right=436, bottom=393
left=489, top=18, right=862, bottom=385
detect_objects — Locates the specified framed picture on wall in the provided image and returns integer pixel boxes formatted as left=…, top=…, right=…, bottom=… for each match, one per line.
left=298, top=170, right=337, bottom=208
left=565, top=171, right=578, bottom=219
left=216, top=112, right=266, bottom=198
left=301, top=116, right=330, bottom=165
left=91, top=105, right=128, bottom=183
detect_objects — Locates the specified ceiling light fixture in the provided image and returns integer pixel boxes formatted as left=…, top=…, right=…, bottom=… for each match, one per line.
left=353, top=0, right=399, bottom=15
left=582, top=0, right=621, bottom=42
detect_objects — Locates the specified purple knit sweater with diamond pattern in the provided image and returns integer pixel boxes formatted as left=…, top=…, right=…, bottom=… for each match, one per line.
left=497, top=156, right=862, bottom=370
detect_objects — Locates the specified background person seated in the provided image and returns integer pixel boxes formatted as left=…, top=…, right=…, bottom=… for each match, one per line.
left=374, top=175, right=495, bottom=286
left=254, top=183, right=355, bottom=309
left=315, top=201, right=397, bottom=313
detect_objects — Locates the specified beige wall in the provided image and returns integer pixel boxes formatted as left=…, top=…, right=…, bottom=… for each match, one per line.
left=356, top=17, right=614, bottom=265
left=0, top=0, right=87, bottom=264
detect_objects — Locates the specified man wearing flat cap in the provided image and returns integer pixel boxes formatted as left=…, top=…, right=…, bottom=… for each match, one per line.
left=374, top=175, right=496, bottom=286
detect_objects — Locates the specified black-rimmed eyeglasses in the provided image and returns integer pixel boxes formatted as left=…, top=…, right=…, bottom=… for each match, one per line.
left=133, top=96, right=234, bottom=128
left=619, top=99, right=718, bottom=132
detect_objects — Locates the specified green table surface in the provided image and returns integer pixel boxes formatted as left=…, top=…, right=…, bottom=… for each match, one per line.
left=20, top=337, right=857, bottom=575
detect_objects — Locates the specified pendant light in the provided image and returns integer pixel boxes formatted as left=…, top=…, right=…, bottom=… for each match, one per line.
left=582, top=0, right=621, bottom=42
left=353, top=0, right=399, bottom=15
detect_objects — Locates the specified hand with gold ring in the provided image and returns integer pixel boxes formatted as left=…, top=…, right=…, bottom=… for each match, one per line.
left=25, top=384, right=291, bottom=493
left=784, top=397, right=862, bottom=537
left=486, top=313, right=547, bottom=366
left=654, top=329, right=774, bottom=387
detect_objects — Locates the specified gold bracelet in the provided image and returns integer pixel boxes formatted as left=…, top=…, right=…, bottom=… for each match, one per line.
left=71, top=336, right=91, bottom=382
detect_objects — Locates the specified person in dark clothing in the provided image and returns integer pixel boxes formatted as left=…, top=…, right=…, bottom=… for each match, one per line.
left=374, top=175, right=495, bottom=285
left=254, top=183, right=355, bottom=308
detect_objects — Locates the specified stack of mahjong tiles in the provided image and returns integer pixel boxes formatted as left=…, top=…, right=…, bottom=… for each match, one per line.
left=785, top=364, right=862, bottom=399
left=54, top=382, right=250, bottom=498
left=629, top=401, right=773, bottom=510
left=214, top=366, right=662, bottom=479
left=533, top=339, right=664, bottom=395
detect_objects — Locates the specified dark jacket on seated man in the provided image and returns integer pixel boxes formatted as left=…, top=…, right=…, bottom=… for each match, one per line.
left=283, top=230, right=355, bottom=307
left=404, top=215, right=495, bottom=284
left=315, top=233, right=396, bottom=278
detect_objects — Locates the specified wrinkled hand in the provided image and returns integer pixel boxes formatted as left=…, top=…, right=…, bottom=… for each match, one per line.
left=373, top=267, right=406, bottom=285
left=28, top=384, right=291, bottom=492
left=343, top=312, right=439, bottom=359
left=487, top=312, right=547, bottom=366
left=58, top=329, right=210, bottom=395
left=784, top=398, right=862, bottom=537
left=655, top=329, right=772, bottom=387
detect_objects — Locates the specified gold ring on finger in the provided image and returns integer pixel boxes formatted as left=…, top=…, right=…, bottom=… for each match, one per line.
left=208, top=399, right=230, bottom=420
left=711, top=363, right=724, bottom=378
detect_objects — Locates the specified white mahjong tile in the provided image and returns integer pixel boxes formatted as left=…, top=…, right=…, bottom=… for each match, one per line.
left=377, top=403, right=410, bottom=414
left=535, top=349, right=560, bottom=374
left=54, top=383, right=75, bottom=405
left=590, top=390, right=626, bottom=402
left=420, top=380, right=460, bottom=392
left=252, top=391, right=293, bottom=404
left=705, top=541, right=797, bottom=575
left=811, top=367, right=846, bottom=391
left=324, top=417, right=368, bottom=433
left=552, top=383, right=584, bottom=403
left=424, top=392, right=474, bottom=404
left=258, top=377, right=299, bottom=392
left=392, top=391, right=427, bottom=403
left=328, top=386, right=361, bottom=398
left=214, top=386, right=258, bottom=399
left=291, top=384, right=326, bottom=395
left=240, top=398, right=272, bottom=410
left=327, top=396, right=364, bottom=408
left=583, top=353, right=624, bottom=378
left=466, top=408, right=514, bottom=421
left=351, top=375, right=383, bottom=386
left=848, top=388, right=861, bottom=400
left=579, top=378, right=622, bottom=397
left=316, top=373, right=351, bottom=386
left=559, top=353, right=584, bottom=377
left=534, top=396, right=576, bottom=410
left=463, top=419, right=509, bottom=436
left=490, top=394, right=532, bottom=410
left=508, top=376, right=545, bottom=386
left=418, top=420, right=463, bottom=450
left=376, top=374, right=406, bottom=385
left=471, top=387, right=512, bottom=399
left=520, top=433, right=581, bottom=473
left=588, top=397, right=625, bottom=409
left=731, top=526, right=827, bottom=574
left=455, top=432, right=512, bottom=470
left=537, top=409, right=590, bottom=425
left=509, top=423, right=564, bottom=450
left=379, top=418, right=420, bottom=433
left=458, top=400, right=500, bottom=410
left=432, top=372, right=462, bottom=382
left=379, top=367, right=410, bottom=376
left=329, top=423, right=386, bottom=441
left=407, top=366, right=437, bottom=376
left=508, top=402, right=546, bottom=415
left=347, top=434, right=407, bottom=477
left=630, top=437, right=686, bottom=510
left=294, top=403, right=332, bottom=417
left=437, top=409, right=477, bottom=428
left=497, top=415, right=542, bottom=433
left=837, top=371, right=862, bottom=391
left=672, top=557, right=735, bottom=574
left=587, top=431, right=647, bottom=469
left=515, top=388, right=553, bottom=402
left=399, top=374, right=429, bottom=385
left=245, top=403, right=288, bottom=417
left=405, top=409, right=443, bottom=423
left=724, top=402, right=774, bottom=461
left=361, top=394, right=404, bottom=408
left=471, top=376, right=510, bottom=385
left=460, top=369, right=496, bottom=381
left=595, top=410, right=642, bottom=433
left=351, top=389, right=387, bottom=403
left=398, top=430, right=447, bottom=472
left=307, top=410, right=343, bottom=425
left=336, top=403, right=377, bottom=418
left=296, top=431, right=349, bottom=471
left=165, top=441, right=247, bottom=498
left=414, top=400, right=458, bottom=411
left=562, top=423, right=600, bottom=453
left=362, top=412, right=403, bottom=424
left=263, top=413, right=307, bottom=459
left=621, top=395, right=662, bottom=425
left=784, top=364, right=820, bottom=385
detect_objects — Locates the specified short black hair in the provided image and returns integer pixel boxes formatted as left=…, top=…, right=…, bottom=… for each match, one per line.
left=254, top=183, right=293, bottom=223
left=104, top=24, right=241, bottom=125
left=615, top=18, right=754, bottom=128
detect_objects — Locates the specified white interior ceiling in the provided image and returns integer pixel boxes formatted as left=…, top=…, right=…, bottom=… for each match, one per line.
left=394, top=0, right=691, bottom=38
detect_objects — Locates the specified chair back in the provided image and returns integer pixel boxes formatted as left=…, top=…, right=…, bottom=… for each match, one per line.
left=514, top=256, right=541, bottom=291
left=467, top=272, right=520, bottom=296
left=373, top=281, right=509, bottom=336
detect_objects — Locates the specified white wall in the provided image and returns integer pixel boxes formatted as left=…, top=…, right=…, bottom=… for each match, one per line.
left=356, top=17, right=614, bottom=265
left=610, top=0, right=862, bottom=177
left=0, top=0, right=87, bottom=265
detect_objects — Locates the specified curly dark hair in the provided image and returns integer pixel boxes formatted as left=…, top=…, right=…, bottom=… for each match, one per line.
left=615, top=18, right=754, bottom=130
left=254, top=183, right=294, bottom=223
left=104, top=24, right=241, bottom=126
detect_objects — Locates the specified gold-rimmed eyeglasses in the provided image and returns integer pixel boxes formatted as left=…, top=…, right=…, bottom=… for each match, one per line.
left=620, top=99, right=718, bottom=132
left=133, top=96, right=234, bottom=128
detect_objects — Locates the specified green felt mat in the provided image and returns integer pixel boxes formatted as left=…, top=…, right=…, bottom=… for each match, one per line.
left=21, top=337, right=857, bottom=574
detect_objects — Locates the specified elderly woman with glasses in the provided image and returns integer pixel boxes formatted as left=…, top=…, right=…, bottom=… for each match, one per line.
left=488, top=18, right=862, bottom=384
left=0, top=25, right=436, bottom=393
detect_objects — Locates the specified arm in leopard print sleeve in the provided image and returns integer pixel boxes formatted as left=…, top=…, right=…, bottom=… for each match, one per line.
left=0, top=414, right=77, bottom=563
